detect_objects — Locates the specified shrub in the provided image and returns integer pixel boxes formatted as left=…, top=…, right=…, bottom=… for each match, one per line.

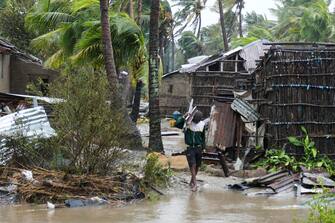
left=257, top=126, right=335, bottom=175
left=304, top=192, right=335, bottom=223
left=288, top=126, right=335, bottom=175
left=0, top=136, right=55, bottom=167
left=256, top=149, right=298, bottom=172
left=50, top=68, right=129, bottom=174
left=143, top=153, right=172, bottom=188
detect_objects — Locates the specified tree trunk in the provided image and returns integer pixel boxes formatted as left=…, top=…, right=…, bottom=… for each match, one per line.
left=218, top=0, right=229, bottom=51
left=171, top=31, right=175, bottom=71
left=130, top=80, right=143, bottom=122
left=238, top=0, right=243, bottom=38
left=148, top=0, right=164, bottom=152
left=197, top=12, right=202, bottom=39
left=128, top=0, right=134, bottom=19
left=159, top=31, right=164, bottom=73
left=99, top=0, right=143, bottom=150
left=136, top=0, right=142, bottom=25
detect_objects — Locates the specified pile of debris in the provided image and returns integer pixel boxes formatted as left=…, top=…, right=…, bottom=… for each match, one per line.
left=0, top=167, right=144, bottom=206
left=229, top=170, right=335, bottom=196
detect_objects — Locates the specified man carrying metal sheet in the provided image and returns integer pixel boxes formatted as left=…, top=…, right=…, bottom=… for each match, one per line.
left=174, top=110, right=207, bottom=192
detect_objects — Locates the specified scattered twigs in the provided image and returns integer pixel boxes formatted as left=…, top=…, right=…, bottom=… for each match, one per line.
left=0, top=166, right=141, bottom=204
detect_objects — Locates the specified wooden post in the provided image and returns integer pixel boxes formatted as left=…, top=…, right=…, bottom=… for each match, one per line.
left=235, top=54, right=238, bottom=72
left=218, top=150, right=229, bottom=177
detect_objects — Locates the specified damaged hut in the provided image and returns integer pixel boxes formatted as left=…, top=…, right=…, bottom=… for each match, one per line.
left=160, top=39, right=270, bottom=116
left=254, top=42, right=335, bottom=159
left=0, top=38, right=58, bottom=94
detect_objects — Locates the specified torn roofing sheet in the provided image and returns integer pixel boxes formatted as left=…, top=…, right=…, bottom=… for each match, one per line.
left=0, top=106, right=55, bottom=138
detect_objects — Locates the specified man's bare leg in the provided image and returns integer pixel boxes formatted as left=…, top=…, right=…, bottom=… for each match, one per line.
left=191, top=165, right=197, bottom=191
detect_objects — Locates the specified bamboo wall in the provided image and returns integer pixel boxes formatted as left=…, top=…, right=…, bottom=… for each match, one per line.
left=255, top=45, right=335, bottom=158
left=192, top=57, right=253, bottom=116
left=191, top=72, right=253, bottom=116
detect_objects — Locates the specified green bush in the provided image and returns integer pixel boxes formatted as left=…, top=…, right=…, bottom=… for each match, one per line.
left=304, top=193, right=335, bottom=223
left=50, top=68, right=129, bottom=175
left=0, top=136, right=55, bottom=167
left=143, top=153, right=172, bottom=188
left=288, top=126, right=335, bottom=175
left=256, top=149, right=298, bottom=172
left=257, top=126, right=335, bottom=175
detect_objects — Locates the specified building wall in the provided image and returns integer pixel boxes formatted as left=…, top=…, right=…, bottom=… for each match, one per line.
left=9, top=56, right=58, bottom=94
left=0, top=54, right=10, bottom=93
left=160, top=73, right=191, bottom=116
left=254, top=46, right=335, bottom=159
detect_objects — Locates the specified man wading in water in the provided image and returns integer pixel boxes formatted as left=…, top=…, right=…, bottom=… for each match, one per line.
left=175, top=110, right=207, bottom=191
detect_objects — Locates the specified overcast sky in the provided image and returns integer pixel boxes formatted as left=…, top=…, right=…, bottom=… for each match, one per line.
left=171, top=0, right=335, bottom=28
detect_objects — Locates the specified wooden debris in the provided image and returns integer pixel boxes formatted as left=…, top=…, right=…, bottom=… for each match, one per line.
left=0, top=166, right=142, bottom=204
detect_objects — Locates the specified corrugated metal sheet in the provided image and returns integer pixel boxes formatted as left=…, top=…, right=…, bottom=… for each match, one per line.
left=4, top=92, right=64, bottom=104
left=0, top=106, right=55, bottom=138
left=162, top=40, right=270, bottom=78
left=206, top=102, right=238, bottom=149
left=231, top=98, right=260, bottom=122
left=239, top=39, right=270, bottom=72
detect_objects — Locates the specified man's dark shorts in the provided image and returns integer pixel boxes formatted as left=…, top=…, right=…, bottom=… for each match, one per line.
left=186, top=146, right=202, bottom=168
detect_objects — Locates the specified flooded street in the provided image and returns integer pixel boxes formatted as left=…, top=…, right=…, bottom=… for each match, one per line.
left=0, top=173, right=310, bottom=223
left=0, top=121, right=311, bottom=223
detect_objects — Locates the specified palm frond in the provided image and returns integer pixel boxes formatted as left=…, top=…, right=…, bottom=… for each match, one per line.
left=71, top=0, right=99, bottom=13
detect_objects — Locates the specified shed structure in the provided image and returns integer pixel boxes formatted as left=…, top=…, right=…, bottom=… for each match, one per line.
left=254, top=42, right=335, bottom=159
left=0, top=38, right=58, bottom=94
left=160, top=40, right=269, bottom=116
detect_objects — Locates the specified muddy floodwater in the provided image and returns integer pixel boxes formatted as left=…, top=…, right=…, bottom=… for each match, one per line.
left=0, top=121, right=311, bottom=223
left=0, top=174, right=311, bottom=223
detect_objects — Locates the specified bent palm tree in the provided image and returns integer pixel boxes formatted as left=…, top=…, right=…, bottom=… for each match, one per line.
left=26, top=0, right=145, bottom=149
left=173, top=0, right=207, bottom=39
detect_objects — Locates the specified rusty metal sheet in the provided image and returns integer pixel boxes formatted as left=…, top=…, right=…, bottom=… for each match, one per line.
left=206, top=102, right=237, bottom=149
left=231, top=98, right=260, bottom=122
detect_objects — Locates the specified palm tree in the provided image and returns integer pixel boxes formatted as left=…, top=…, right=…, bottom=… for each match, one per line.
left=99, top=0, right=143, bottom=150
left=136, top=0, right=143, bottom=24
left=26, top=0, right=144, bottom=150
left=173, top=0, right=207, bottom=39
left=148, top=0, right=163, bottom=152
left=272, top=0, right=333, bottom=42
left=236, top=0, right=244, bottom=37
left=100, top=0, right=118, bottom=83
left=178, top=31, right=204, bottom=59
left=218, top=0, right=229, bottom=51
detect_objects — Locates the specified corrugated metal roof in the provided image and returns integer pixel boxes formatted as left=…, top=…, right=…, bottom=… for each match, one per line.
left=239, top=39, right=270, bottom=72
left=0, top=106, right=56, bottom=138
left=163, top=40, right=270, bottom=78
left=0, top=38, right=42, bottom=64
left=4, top=93, right=64, bottom=104
left=231, top=98, right=260, bottom=122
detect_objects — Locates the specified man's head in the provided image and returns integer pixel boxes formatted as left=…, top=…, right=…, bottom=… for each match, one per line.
left=192, top=110, right=203, bottom=124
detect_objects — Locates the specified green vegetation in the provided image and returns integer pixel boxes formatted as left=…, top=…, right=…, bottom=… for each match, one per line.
left=143, top=153, right=172, bottom=187
left=0, top=136, right=55, bottom=167
left=288, top=127, right=335, bottom=175
left=0, top=0, right=36, bottom=53
left=257, top=127, right=335, bottom=175
left=257, top=149, right=299, bottom=172
left=304, top=192, right=335, bottom=223
left=50, top=69, right=130, bottom=174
